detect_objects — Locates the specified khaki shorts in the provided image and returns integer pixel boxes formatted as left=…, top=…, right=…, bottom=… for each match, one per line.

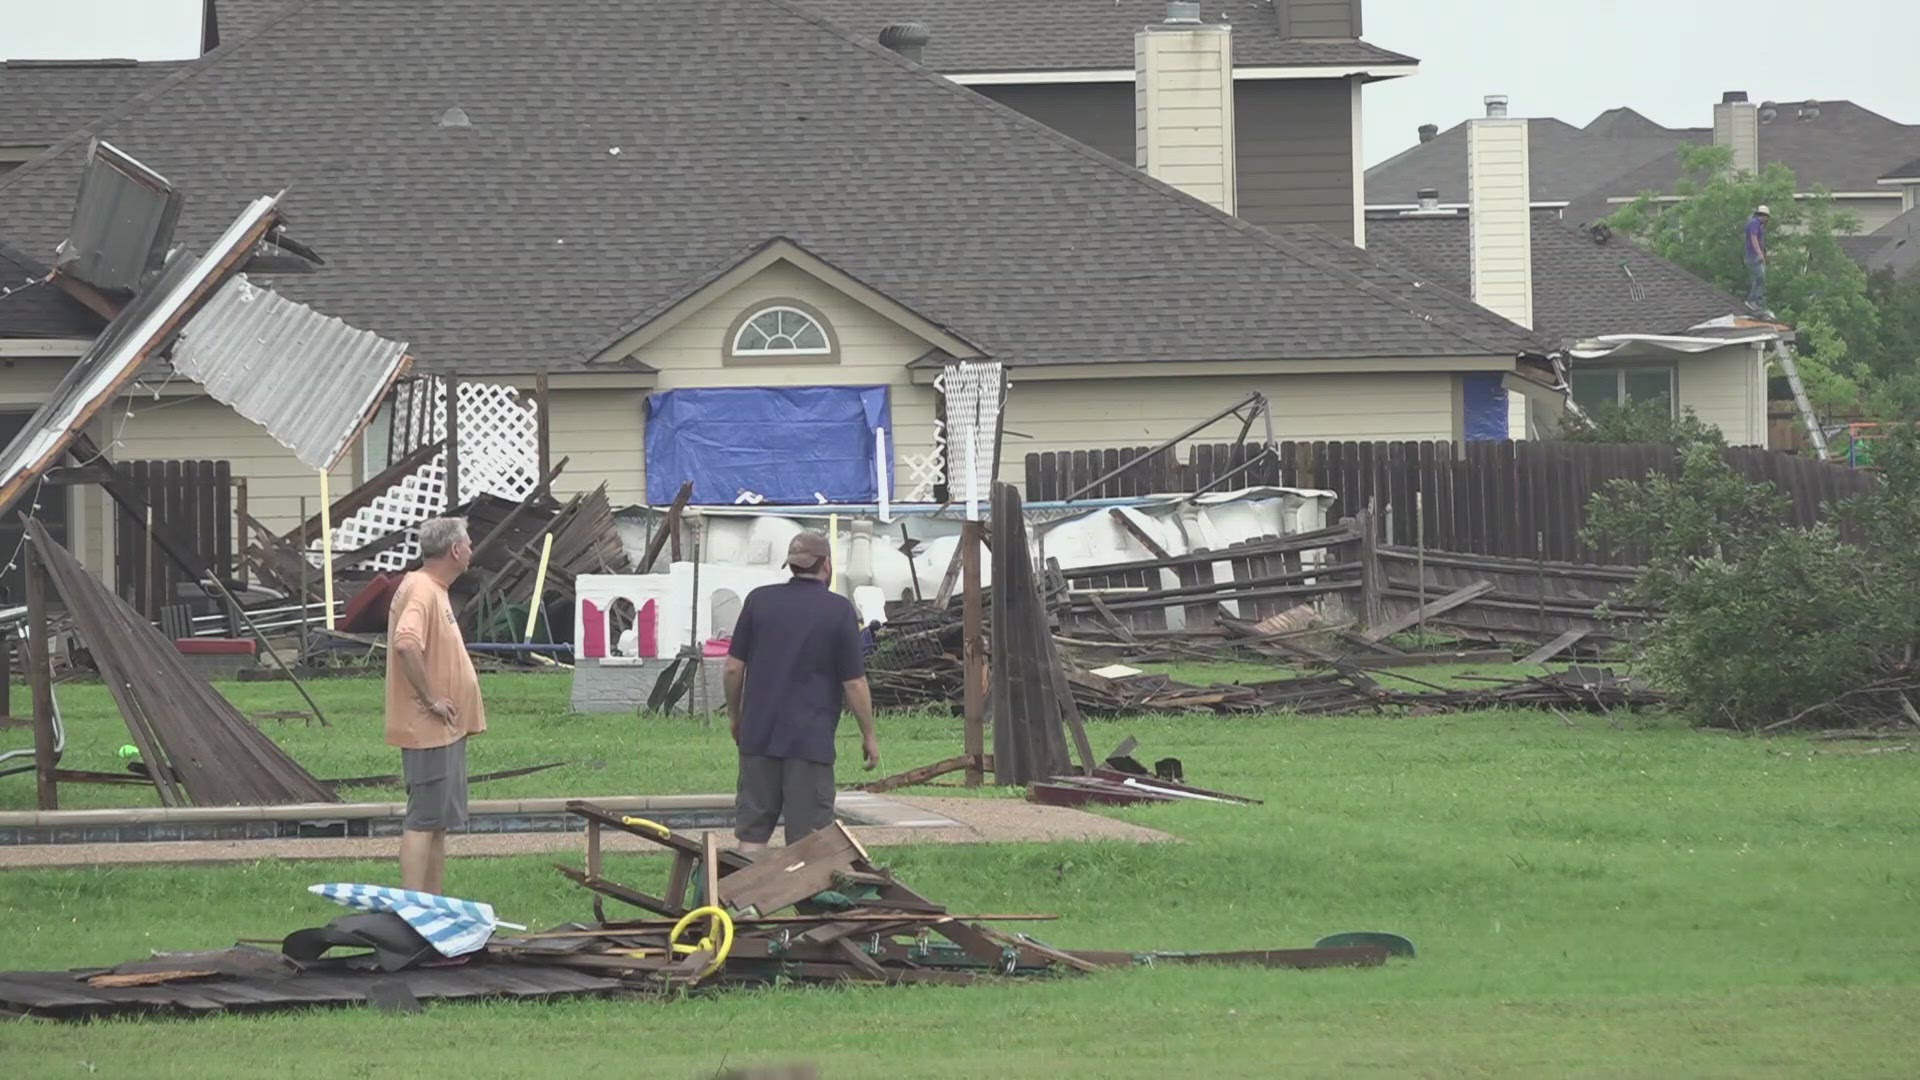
left=401, top=737, right=469, bottom=832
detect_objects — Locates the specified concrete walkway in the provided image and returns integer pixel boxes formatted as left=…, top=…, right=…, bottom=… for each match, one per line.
left=0, top=795, right=1174, bottom=870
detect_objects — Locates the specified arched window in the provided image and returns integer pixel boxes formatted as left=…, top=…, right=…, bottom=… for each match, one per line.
left=726, top=300, right=837, bottom=363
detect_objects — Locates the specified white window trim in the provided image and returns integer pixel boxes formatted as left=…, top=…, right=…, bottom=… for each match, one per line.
left=1572, top=366, right=1676, bottom=413
left=729, top=304, right=834, bottom=359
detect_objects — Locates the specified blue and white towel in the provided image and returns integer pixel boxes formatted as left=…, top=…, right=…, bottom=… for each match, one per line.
left=308, top=883, right=520, bottom=958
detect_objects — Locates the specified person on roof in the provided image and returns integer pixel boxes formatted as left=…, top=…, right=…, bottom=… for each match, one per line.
left=1744, top=205, right=1771, bottom=314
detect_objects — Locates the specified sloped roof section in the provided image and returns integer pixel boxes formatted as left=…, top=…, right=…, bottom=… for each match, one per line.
left=1365, top=116, right=1703, bottom=208
left=1363, top=211, right=1746, bottom=343
left=0, top=0, right=1525, bottom=375
left=1880, top=155, right=1920, bottom=182
left=793, top=0, right=1416, bottom=73
left=0, top=243, right=102, bottom=339
left=0, top=59, right=187, bottom=149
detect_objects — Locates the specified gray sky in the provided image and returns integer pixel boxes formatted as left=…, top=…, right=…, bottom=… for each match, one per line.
left=7, top=0, right=1917, bottom=166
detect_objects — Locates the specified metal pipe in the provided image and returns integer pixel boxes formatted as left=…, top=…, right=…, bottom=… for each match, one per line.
left=1066, top=393, right=1265, bottom=502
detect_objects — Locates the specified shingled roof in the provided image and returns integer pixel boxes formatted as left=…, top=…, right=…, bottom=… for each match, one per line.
left=792, top=1, right=1416, bottom=73
left=0, top=59, right=187, bottom=149
left=1362, top=211, right=1745, bottom=344
left=0, top=243, right=101, bottom=340
left=0, top=0, right=1531, bottom=375
left=1371, top=100, right=1920, bottom=225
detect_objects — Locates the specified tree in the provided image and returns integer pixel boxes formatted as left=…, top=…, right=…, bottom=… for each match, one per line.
left=1558, top=397, right=1725, bottom=449
left=1606, top=145, right=1880, bottom=409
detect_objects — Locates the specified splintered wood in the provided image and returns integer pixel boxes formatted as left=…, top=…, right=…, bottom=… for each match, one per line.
left=479, top=800, right=1395, bottom=992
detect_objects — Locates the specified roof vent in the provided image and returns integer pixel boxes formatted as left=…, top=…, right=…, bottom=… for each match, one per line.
left=1721, top=90, right=1749, bottom=104
left=1483, top=94, right=1509, bottom=119
left=1759, top=100, right=1778, bottom=123
left=1797, top=101, right=1820, bottom=121
left=1164, top=1, right=1202, bottom=24
left=437, top=106, right=472, bottom=128
left=878, top=22, right=931, bottom=62
left=1416, top=188, right=1440, bottom=211
left=1418, top=123, right=1438, bottom=142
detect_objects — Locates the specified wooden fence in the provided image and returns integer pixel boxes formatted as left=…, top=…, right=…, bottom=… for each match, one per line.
left=1025, top=440, right=1878, bottom=564
left=114, top=459, right=235, bottom=616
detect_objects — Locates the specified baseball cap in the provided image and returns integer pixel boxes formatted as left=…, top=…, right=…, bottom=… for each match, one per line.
left=1755, top=204, right=1771, bottom=216
left=784, top=531, right=830, bottom=572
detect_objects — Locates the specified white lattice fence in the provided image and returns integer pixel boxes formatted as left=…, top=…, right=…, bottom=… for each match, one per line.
left=327, top=377, right=540, bottom=572
left=930, top=360, right=1006, bottom=514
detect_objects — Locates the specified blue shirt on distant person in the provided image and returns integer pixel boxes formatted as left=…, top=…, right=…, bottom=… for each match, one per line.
left=1745, top=213, right=1767, bottom=264
left=727, top=577, right=866, bottom=766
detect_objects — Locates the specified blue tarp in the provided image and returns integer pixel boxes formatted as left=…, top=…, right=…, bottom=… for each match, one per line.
left=1461, top=373, right=1510, bottom=442
left=646, top=386, right=892, bottom=505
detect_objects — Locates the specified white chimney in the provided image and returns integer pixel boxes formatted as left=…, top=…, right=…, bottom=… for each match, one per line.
left=1135, top=4, right=1236, bottom=215
left=1468, top=94, right=1533, bottom=439
left=1713, top=91, right=1760, bottom=174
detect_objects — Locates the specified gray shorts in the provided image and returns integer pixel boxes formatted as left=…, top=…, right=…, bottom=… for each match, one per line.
left=735, top=754, right=835, bottom=845
left=402, top=737, right=469, bottom=832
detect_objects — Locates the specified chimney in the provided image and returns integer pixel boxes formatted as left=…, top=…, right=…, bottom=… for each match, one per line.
left=1135, top=3, right=1236, bottom=215
left=1469, top=94, right=1532, bottom=329
left=1418, top=123, right=1438, bottom=143
left=1468, top=94, right=1533, bottom=440
left=1713, top=90, right=1760, bottom=174
left=878, top=23, right=930, bottom=62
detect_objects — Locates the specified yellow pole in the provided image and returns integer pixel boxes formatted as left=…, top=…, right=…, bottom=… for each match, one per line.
left=828, top=512, right=841, bottom=593
left=523, top=533, right=554, bottom=642
left=318, top=469, right=336, bottom=631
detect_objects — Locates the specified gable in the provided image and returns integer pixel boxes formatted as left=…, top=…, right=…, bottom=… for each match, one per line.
left=623, top=260, right=939, bottom=386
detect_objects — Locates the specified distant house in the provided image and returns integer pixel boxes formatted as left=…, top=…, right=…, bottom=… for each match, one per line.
left=1350, top=100, right=1776, bottom=445
left=0, top=0, right=1547, bottom=585
left=1367, top=93, right=1920, bottom=233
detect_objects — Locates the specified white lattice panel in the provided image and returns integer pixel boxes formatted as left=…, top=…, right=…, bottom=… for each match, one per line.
left=326, top=377, right=540, bottom=572
left=935, top=361, right=1005, bottom=515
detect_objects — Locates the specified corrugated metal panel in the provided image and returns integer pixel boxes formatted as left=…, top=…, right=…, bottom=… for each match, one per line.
left=0, top=195, right=283, bottom=520
left=61, top=140, right=182, bottom=291
left=171, top=275, right=410, bottom=471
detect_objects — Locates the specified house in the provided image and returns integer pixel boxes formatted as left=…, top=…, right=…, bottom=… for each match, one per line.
left=1845, top=157, right=1920, bottom=278
left=1368, top=93, right=1920, bottom=233
left=0, top=0, right=1547, bottom=587
left=791, top=0, right=1417, bottom=244
left=1357, top=99, right=1775, bottom=445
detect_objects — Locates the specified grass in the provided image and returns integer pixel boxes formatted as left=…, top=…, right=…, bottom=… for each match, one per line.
left=3, top=674, right=1919, bottom=1076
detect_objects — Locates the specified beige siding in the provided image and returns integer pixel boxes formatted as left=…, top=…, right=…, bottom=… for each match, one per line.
left=1134, top=25, right=1236, bottom=213
left=1467, top=117, right=1534, bottom=329
left=547, top=389, right=647, bottom=506
left=113, top=397, right=357, bottom=532
left=1675, top=343, right=1768, bottom=447
left=998, top=372, right=1458, bottom=480
left=1841, top=196, right=1905, bottom=233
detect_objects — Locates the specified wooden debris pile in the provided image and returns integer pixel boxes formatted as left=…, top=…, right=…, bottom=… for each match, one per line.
left=27, top=519, right=339, bottom=807
left=494, top=801, right=1395, bottom=990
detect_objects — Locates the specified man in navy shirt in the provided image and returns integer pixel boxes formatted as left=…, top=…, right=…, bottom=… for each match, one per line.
left=1744, top=205, right=1770, bottom=313
left=724, top=531, right=879, bottom=851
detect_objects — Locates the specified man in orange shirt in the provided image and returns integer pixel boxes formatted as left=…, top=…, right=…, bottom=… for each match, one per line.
left=385, top=516, right=485, bottom=892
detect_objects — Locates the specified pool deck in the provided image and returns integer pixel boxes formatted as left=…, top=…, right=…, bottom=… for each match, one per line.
left=0, top=792, right=1175, bottom=869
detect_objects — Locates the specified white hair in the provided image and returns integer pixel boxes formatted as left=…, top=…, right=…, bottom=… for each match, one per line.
left=417, top=516, right=470, bottom=560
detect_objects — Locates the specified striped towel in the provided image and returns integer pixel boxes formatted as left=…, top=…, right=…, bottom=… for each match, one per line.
left=308, top=883, right=515, bottom=958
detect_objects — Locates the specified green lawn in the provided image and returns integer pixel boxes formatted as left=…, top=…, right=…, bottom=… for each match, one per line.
left=2, top=673, right=1918, bottom=1077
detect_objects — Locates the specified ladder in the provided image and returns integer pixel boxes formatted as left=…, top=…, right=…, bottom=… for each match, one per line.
left=1770, top=340, right=1830, bottom=460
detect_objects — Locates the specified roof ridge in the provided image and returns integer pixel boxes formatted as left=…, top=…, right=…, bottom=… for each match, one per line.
left=0, top=0, right=318, bottom=216
left=759, top=0, right=1534, bottom=358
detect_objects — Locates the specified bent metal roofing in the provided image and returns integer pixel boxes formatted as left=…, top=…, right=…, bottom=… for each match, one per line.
left=0, top=0, right=1536, bottom=375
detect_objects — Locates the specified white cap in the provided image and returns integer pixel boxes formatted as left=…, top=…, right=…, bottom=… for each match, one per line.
left=1755, top=204, right=1771, bottom=216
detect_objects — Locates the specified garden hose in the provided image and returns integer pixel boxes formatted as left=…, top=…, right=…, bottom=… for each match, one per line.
left=619, top=815, right=671, bottom=839
left=668, top=905, right=735, bottom=979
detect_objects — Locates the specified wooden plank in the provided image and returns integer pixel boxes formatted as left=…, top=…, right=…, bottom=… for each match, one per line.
left=1521, top=628, right=1589, bottom=666
left=1108, top=508, right=1173, bottom=561
left=715, top=822, right=862, bottom=917
left=1362, top=580, right=1494, bottom=642
left=551, top=863, right=685, bottom=918
left=699, top=831, right=721, bottom=910
left=961, top=520, right=985, bottom=787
